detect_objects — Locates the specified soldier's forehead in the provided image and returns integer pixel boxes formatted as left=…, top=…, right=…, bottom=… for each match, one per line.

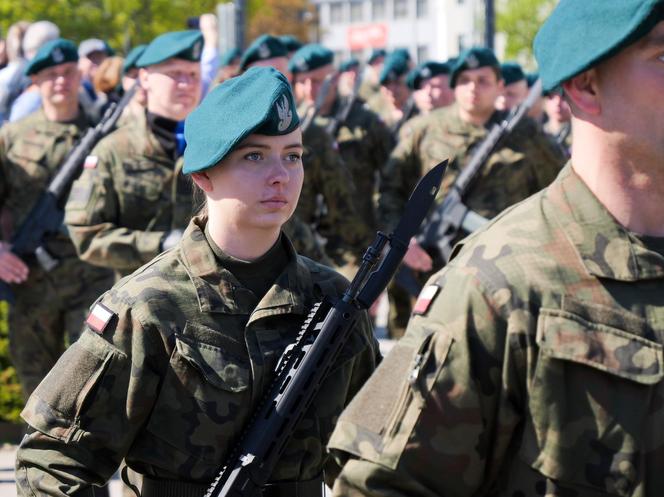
left=148, top=58, right=200, bottom=72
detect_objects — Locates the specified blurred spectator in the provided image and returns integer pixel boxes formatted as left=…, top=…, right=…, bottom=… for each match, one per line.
left=0, top=21, right=31, bottom=123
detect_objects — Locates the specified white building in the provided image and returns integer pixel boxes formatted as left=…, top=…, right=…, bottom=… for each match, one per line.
left=310, top=0, right=485, bottom=64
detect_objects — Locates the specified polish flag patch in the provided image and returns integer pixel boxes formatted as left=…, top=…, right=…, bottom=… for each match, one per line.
left=86, top=303, right=115, bottom=334
left=413, top=284, right=440, bottom=315
left=84, top=155, right=98, bottom=169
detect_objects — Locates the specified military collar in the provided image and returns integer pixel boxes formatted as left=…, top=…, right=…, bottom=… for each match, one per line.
left=548, top=164, right=664, bottom=281
left=35, top=106, right=90, bottom=133
left=181, top=216, right=313, bottom=317
left=440, top=103, right=503, bottom=137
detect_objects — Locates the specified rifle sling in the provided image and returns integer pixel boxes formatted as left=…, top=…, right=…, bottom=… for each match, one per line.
left=140, top=473, right=324, bottom=497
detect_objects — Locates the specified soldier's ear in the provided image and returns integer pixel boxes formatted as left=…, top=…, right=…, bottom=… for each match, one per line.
left=138, top=68, right=150, bottom=92
left=562, top=69, right=601, bottom=117
left=191, top=171, right=214, bottom=193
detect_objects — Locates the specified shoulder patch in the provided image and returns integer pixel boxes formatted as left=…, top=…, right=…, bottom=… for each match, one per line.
left=84, top=155, right=98, bottom=169
left=412, top=284, right=440, bottom=315
left=86, top=303, right=115, bottom=334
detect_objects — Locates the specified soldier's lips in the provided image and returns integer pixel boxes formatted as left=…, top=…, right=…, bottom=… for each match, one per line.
left=261, top=198, right=288, bottom=208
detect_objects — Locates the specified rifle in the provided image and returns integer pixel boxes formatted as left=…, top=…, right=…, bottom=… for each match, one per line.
left=390, top=95, right=417, bottom=137
left=300, top=72, right=336, bottom=134
left=324, top=67, right=364, bottom=137
left=395, top=79, right=543, bottom=296
left=0, top=83, right=137, bottom=305
left=204, top=160, right=447, bottom=497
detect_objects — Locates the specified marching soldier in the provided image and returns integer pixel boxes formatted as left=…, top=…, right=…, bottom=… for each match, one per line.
left=406, top=60, right=455, bottom=116
left=495, top=61, right=529, bottom=111
left=366, top=50, right=412, bottom=129
left=0, top=39, right=113, bottom=398
left=64, top=30, right=203, bottom=281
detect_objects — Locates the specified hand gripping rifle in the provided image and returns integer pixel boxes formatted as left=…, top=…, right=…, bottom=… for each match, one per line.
left=0, top=83, right=137, bottom=305
left=204, top=160, right=447, bottom=497
left=394, top=79, right=543, bottom=297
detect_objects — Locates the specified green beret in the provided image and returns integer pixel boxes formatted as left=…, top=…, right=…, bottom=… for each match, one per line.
left=526, top=72, right=539, bottom=88
left=501, top=62, right=526, bottom=86
left=122, top=45, right=147, bottom=74
left=288, top=44, right=334, bottom=74
left=25, top=38, right=78, bottom=76
left=368, top=48, right=386, bottom=65
left=279, top=35, right=303, bottom=53
left=379, top=52, right=410, bottom=85
left=406, top=61, right=450, bottom=90
left=534, top=0, right=664, bottom=92
left=240, top=35, right=288, bottom=71
left=339, top=57, right=359, bottom=72
left=391, top=48, right=411, bottom=61
left=136, top=30, right=203, bottom=68
left=183, top=67, right=300, bottom=174
left=449, top=47, right=500, bottom=88
left=220, top=47, right=242, bottom=68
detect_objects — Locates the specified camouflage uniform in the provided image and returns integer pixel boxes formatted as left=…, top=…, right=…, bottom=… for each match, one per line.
left=366, top=91, right=398, bottom=129
left=64, top=111, right=194, bottom=280
left=16, top=215, right=380, bottom=496
left=380, top=103, right=564, bottom=337
left=316, top=98, right=394, bottom=232
left=0, top=109, right=113, bottom=398
left=329, top=164, right=664, bottom=496
left=298, top=121, right=371, bottom=268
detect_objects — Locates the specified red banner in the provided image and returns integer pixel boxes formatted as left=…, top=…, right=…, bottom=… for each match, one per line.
left=347, top=23, right=388, bottom=50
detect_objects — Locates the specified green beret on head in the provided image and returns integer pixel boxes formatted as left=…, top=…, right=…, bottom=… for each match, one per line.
left=240, top=35, right=288, bottom=71
left=449, top=47, right=500, bottom=88
left=501, top=62, right=526, bottom=86
left=379, top=52, right=409, bottom=85
left=368, top=48, right=387, bottom=65
left=25, top=38, right=78, bottom=76
left=220, top=47, right=242, bottom=68
left=339, top=57, right=359, bottom=72
left=534, top=0, right=664, bottom=93
left=183, top=67, right=300, bottom=174
left=406, top=61, right=450, bottom=90
left=122, top=45, right=147, bottom=74
left=391, top=48, right=411, bottom=61
left=526, top=72, right=539, bottom=88
left=136, top=30, right=204, bottom=68
left=279, top=35, right=303, bottom=52
left=288, top=44, right=334, bottom=74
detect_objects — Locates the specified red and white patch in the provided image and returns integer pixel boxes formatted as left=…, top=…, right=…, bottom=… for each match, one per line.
left=412, top=284, right=440, bottom=315
left=84, top=155, right=98, bottom=169
left=86, top=303, right=115, bottom=334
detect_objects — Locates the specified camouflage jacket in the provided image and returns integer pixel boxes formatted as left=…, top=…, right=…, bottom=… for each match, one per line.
left=329, top=164, right=664, bottom=497
left=378, top=103, right=566, bottom=233
left=16, top=216, right=380, bottom=495
left=298, top=120, right=372, bottom=264
left=316, top=98, right=394, bottom=231
left=0, top=109, right=98, bottom=264
left=64, top=112, right=193, bottom=279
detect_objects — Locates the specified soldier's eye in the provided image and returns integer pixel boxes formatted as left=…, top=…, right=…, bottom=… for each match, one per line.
left=245, top=152, right=262, bottom=161
left=285, top=153, right=302, bottom=162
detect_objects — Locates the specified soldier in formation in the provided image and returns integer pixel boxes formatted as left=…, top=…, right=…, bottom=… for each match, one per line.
left=0, top=39, right=113, bottom=398
left=329, top=0, right=664, bottom=495
left=16, top=66, right=379, bottom=497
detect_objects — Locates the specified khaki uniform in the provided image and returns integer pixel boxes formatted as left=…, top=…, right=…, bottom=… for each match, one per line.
left=0, top=109, right=113, bottom=398
left=64, top=113, right=193, bottom=280
left=16, top=216, right=380, bottom=496
left=330, top=165, right=664, bottom=496
left=316, top=98, right=394, bottom=232
left=298, top=121, right=371, bottom=268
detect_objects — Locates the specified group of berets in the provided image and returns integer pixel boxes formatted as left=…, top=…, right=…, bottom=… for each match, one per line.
left=4, top=0, right=664, bottom=495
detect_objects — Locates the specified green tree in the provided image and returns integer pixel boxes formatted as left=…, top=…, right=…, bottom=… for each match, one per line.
left=0, top=0, right=220, bottom=54
left=497, top=0, right=556, bottom=63
left=246, top=0, right=313, bottom=43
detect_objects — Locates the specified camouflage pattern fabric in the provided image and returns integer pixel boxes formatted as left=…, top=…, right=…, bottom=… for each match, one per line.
left=378, top=102, right=566, bottom=233
left=316, top=98, right=394, bottom=232
left=16, top=216, right=380, bottom=495
left=366, top=91, right=398, bottom=129
left=298, top=120, right=371, bottom=266
left=329, top=164, right=664, bottom=497
left=0, top=109, right=114, bottom=398
left=64, top=112, right=194, bottom=280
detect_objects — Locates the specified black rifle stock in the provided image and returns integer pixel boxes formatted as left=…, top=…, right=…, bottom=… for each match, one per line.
left=0, top=83, right=137, bottom=304
left=203, top=160, right=447, bottom=497
left=395, top=80, right=542, bottom=296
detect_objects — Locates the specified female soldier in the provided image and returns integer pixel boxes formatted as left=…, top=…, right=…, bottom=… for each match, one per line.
left=15, top=66, right=379, bottom=497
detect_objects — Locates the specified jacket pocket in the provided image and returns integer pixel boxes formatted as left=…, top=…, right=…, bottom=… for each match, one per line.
left=522, top=307, right=663, bottom=497
left=145, top=322, right=252, bottom=464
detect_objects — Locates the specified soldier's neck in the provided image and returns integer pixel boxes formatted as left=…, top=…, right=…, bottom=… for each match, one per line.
left=206, top=210, right=282, bottom=261
left=42, top=101, right=79, bottom=123
left=571, top=123, right=664, bottom=237
left=458, top=106, right=493, bottom=127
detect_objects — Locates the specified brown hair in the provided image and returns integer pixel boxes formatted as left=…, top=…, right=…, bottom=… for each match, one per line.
left=93, top=56, right=124, bottom=94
